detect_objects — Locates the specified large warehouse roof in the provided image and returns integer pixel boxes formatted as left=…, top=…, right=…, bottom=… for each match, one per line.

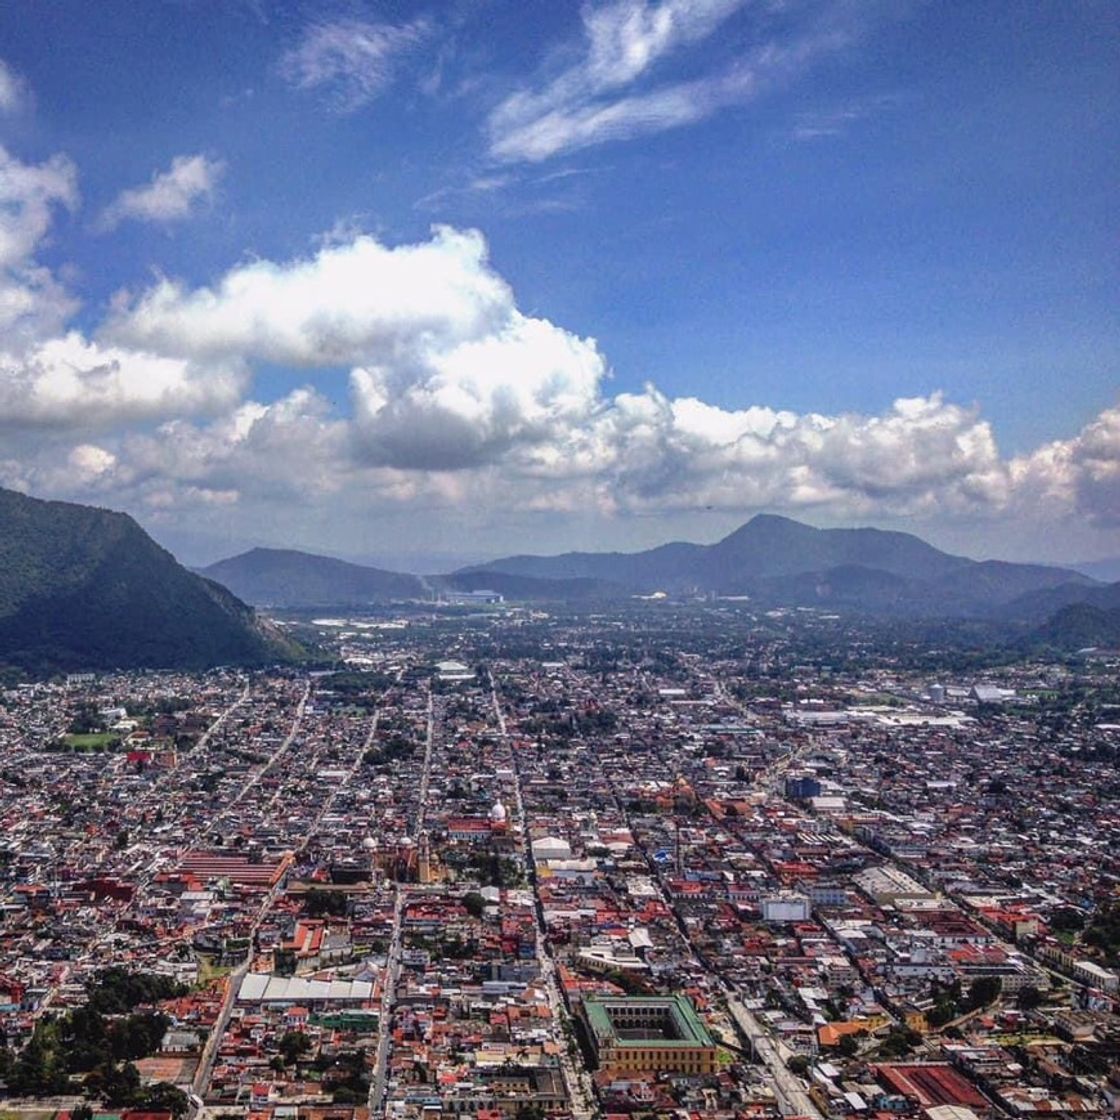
left=237, top=972, right=373, bottom=1003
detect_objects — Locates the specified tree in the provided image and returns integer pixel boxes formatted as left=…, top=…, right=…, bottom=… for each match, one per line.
left=305, top=889, right=348, bottom=917
left=787, top=1055, right=810, bottom=1075
left=836, top=1033, right=860, bottom=1058
left=878, top=1026, right=920, bottom=1059
left=463, top=892, right=487, bottom=919
left=1017, top=985, right=1043, bottom=1011
left=1050, top=907, right=1086, bottom=933
left=132, top=1081, right=190, bottom=1119
left=279, top=1030, right=311, bottom=1065
left=928, top=1000, right=958, bottom=1028
left=85, top=967, right=186, bottom=1015
left=100, top=1059, right=141, bottom=1106
left=964, top=976, right=1002, bottom=1011
left=1083, top=901, right=1120, bottom=965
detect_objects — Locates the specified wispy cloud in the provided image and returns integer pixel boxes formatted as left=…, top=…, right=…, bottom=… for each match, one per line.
left=414, top=174, right=516, bottom=212
left=790, top=92, right=899, bottom=141
left=487, top=0, right=865, bottom=163
left=98, top=154, right=225, bottom=231
left=278, top=16, right=431, bottom=112
left=414, top=166, right=600, bottom=217
left=0, top=59, right=29, bottom=114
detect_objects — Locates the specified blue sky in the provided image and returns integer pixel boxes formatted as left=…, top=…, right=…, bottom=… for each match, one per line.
left=0, top=0, right=1116, bottom=567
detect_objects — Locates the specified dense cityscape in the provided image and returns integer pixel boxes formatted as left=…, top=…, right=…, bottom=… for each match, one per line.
left=1, top=603, right=1118, bottom=1118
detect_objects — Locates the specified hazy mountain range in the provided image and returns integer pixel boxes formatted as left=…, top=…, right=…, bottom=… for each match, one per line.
left=203, top=513, right=1112, bottom=627
left=3, top=487, right=1118, bottom=675
left=1071, top=557, right=1120, bottom=583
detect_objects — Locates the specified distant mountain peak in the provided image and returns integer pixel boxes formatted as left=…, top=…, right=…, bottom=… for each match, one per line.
left=465, top=512, right=1091, bottom=615
left=202, top=547, right=426, bottom=608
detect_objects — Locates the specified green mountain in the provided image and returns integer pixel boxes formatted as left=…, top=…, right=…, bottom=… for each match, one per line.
left=1032, top=603, right=1120, bottom=650
left=200, top=548, right=428, bottom=607
left=0, top=488, right=297, bottom=673
left=999, top=578, right=1120, bottom=624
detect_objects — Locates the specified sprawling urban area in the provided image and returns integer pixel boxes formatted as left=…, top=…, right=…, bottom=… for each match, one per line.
left=1, top=603, right=1118, bottom=1120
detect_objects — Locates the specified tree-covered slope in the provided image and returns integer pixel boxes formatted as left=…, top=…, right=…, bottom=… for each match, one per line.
left=1032, top=603, right=1120, bottom=650
left=0, top=488, right=297, bottom=672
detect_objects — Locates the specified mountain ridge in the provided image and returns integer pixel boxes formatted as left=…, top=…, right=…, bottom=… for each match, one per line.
left=200, top=548, right=427, bottom=608
left=460, top=513, right=1090, bottom=614
left=200, top=513, right=1099, bottom=621
left=0, top=488, right=298, bottom=673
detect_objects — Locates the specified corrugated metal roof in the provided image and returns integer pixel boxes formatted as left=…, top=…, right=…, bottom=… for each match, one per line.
left=237, top=972, right=373, bottom=1003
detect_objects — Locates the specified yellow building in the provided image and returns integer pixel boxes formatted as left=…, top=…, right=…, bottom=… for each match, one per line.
left=581, top=996, right=718, bottom=1076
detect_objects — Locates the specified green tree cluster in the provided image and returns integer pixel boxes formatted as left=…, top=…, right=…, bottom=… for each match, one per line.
left=1084, top=902, right=1120, bottom=966
left=305, top=889, right=349, bottom=917
left=0, top=969, right=189, bottom=1101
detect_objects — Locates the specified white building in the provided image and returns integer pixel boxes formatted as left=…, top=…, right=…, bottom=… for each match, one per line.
left=531, top=836, right=572, bottom=861
left=1072, top=959, right=1119, bottom=993
left=762, top=892, right=811, bottom=923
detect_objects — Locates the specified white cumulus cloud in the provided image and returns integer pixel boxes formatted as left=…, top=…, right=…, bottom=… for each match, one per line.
left=350, top=312, right=607, bottom=469
left=98, top=154, right=225, bottom=231
left=105, top=224, right=609, bottom=471
left=583, top=389, right=1010, bottom=516
left=0, top=333, right=248, bottom=430
left=1011, top=406, right=1120, bottom=528
left=105, top=225, right=514, bottom=368
left=97, top=222, right=1120, bottom=535
left=0, top=146, right=80, bottom=346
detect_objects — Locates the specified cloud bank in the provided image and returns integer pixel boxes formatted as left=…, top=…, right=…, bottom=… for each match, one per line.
left=0, top=141, right=1116, bottom=558
left=91, top=219, right=1120, bottom=538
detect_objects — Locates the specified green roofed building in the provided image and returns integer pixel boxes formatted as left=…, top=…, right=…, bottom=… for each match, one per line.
left=581, top=995, right=718, bottom=1076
